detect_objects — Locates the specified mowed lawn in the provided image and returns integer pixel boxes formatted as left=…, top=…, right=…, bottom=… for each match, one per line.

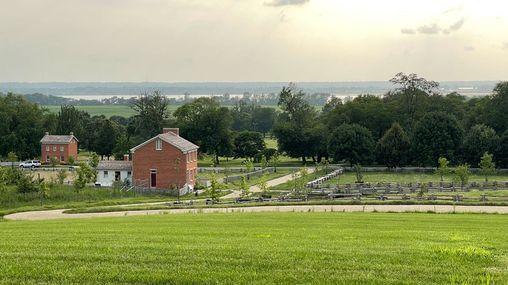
left=1, top=213, right=507, bottom=284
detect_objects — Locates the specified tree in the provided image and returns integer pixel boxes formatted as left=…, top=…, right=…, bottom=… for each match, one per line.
left=130, top=90, right=171, bottom=140
left=389, top=72, right=439, bottom=129
left=7, top=151, right=17, bottom=169
left=252, top=107, right=277, bottom=137
left=57, top=169, right=67, bottom=185
left=259, top=173, right=269, bottom=197
left=68, top=156, right=75, bottom=166
left=478, top=152, right=496, bottom=182
left=461, top=124, right=499, bottom=165
left=496, top=131, right=508, bottom=168
left=74, top=162, right=95, bottom=191
left=240, top=176, right=249, bottom=198
left=16, top=172, right=37, bottom=195
left=354, top=164, right=364, bottom=183
left=233, top=131, right=266, bottom=160
left=435, top=157, right=450, bottom=182
left=485, top=82, right=508, bottom=133
left=411, top=112, right=463, bottom=166
left=174, top=97, right=232, bottom=165
left=209, top=173, right=220, bottom=202
left=376, top=122, right=410, bottom=167
left=328, top=124, right=375, bottom=167
left=56, top=105, right=90, bottom=147
left=89, top=152, right=99, bottom=169
left=0, top=94, right=48, bottom=160
left=273, top=84, right=318, bottom=164
left=50, top=156, right=58, bottom=168
left=454, top=164, right=470, bottom=191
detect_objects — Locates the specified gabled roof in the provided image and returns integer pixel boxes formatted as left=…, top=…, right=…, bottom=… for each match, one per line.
left=40, top=135, right=79, bottom=144
left=97, top=160, right=132, bottom=171
left=130, top=132, right=199, bottom=153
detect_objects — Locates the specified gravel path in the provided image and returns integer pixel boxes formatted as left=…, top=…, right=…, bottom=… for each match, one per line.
left=222, top=167, right=315, bottom=199
left=5, top=205, right=508, bottom=221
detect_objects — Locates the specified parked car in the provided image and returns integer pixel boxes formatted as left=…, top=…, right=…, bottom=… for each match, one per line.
left=19, top=160, right=41, bottom=168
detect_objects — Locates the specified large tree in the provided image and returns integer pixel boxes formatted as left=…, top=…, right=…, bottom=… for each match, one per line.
left=273, top=84, right=318, bottom=164
left=174, top=97, right=232, bottom=164
left=233, top=131, right=266, bottom=160
left=328, top=123, right=375, bottom=167
left=495, top=131, right=508, bottom=168
left=411, top=112, right=463, bottom=166
left=376, top=122, right=411, bottom=168
left=461, top=124, right=499, bottom=165
left=0, top=93, right=47, bottom=159
left=485, top=82, right=508, bottom=134
left=129, top=90, right=171, bottom=140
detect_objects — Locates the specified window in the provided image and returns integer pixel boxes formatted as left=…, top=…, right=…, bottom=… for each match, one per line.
left=155, top=139, right=162, bottom=150
left=45, top=146, right=49, bottom=151
left=46, top=155, right=50, bottom=162
left=104, top=171, right=108, bottom=178
left=52, top=146, right=56, bottom=151
left=60, top=156, right=64, bottom=161
left=127, top=171, right=131, bottom=177
left=60, top=146, right=64, bottom=151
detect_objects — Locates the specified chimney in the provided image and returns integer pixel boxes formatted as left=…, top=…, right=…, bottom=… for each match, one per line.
left=45, top=132, right=49, bottom=136
left=70, top=132, right=74, bottom=136
left=163, top=128, right=179, bottom=136
left=124, top=154, right=130, bottom=161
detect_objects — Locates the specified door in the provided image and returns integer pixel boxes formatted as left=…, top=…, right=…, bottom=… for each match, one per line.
left=150, top=169, right=157, bottom=188
left=115, top=171, right=121, bottom=181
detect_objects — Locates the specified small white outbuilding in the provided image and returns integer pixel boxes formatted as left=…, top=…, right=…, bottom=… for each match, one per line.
left=95, top=160, right=132, bottom=187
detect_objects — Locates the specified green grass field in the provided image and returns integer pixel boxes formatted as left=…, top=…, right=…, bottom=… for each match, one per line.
left=43, top=105, right=138, bottom=118
left=0, top=212, right=507, bottom=284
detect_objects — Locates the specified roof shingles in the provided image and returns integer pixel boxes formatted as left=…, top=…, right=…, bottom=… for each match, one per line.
left=97, top=161, right=132, bottom=171
left=40, top=135, right=78, bottom=144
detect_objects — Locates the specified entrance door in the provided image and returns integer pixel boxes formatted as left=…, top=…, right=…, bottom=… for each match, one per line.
left=115, top=171, right=121, bottom=181
left=150, top=169, right=157, bottom=188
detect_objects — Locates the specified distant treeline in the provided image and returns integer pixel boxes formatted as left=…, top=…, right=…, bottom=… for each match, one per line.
left=0, top=92, right=332, bottom=106
left=1, top=73, right=507, bottom=170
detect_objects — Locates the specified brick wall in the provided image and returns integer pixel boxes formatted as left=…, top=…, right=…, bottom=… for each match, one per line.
left=132, top=138, right=197, bottom=190
left=41, top=139, right=78, bottom=163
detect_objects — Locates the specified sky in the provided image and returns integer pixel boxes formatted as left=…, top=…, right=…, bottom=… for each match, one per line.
left=0, top=0, right=507, bottom=82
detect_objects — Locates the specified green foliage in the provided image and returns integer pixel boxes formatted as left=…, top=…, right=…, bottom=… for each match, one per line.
left=209, top=173, right=220, bottom=202
left=89, top=152, right=99, bottom=169
left=67, top=156, right=75, bottom=166
left=233, top=131, right=266, bottom=160
left=462, top=124, right=499, bottom=165
left=259, top=173, right=268, bottom=196
left=174, top=97, right=233, bottom=165
left=243, top=160, right=254, bottom=173
left=376, top=122, right=410, bottom=167
left=354, top=164, right=364, bottom=183
left=129, top=90, right=171, bottom=140
left=57, top=169, right=67, bottom=185
left=239, top=177, right=249, bottom=198
left=454, top=164, right=470, bottom=190
left=50, top=156, right=59, bottom=167
left=496, top=131, right=508, bottom=168
left=328, top=124, right=375, bottom=166
left=16, top=172, right=37, bottom=195
left=435, top=157, right=450, bottom=182
left=7, top=152, right=17, bottom=163
left=478, top=152, right=496, bottom=182
left=411, top=112, right=463, bottom=166
left=74, top=162, right=95, bottom=191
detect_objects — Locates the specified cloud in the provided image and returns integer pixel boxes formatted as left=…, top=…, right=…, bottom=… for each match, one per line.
left=402, top=18, right=465, bottom=36
left=417, top=23, right=441, bottom=35
left=443, top=18, right=465, bottom=34
left=504, top=42, right=508, bottom=50
left=264, top=0, right=310, bottom=7
left=400, top=28, right=415, bottom=35
left=464, top=46, right=474, bottom=52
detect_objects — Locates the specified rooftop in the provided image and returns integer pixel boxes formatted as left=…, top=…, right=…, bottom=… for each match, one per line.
left=130, top=131, right=198, bottom=153
left=40, top=134, right=78, bottom=144
left=97, top=160, right=132, bottom=171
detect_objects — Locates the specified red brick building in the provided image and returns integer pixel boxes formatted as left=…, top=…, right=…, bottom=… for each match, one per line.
left=130, top=128, right=199, bottom=191
left=40, top=132, right=79, bottom=163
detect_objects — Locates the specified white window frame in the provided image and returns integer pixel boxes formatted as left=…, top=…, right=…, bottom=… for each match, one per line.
left=155, top=139, right=162, bottom=150
left=60, top=146, right=64, bottom=151
left=52, top=146, right=57, bottom=151
left=45, top=146, right=49, bottom=151
left=104, top=171, right=109, bottom=178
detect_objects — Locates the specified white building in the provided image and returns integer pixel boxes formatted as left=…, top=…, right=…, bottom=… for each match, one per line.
left=95, top=160, right=132, bottom=187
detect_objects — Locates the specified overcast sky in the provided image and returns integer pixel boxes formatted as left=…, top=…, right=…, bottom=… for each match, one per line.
left=1, top=0, right=507, bottom=82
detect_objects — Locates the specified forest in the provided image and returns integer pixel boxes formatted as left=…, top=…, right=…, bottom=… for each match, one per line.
left=0, top=73, right=507, bottom=168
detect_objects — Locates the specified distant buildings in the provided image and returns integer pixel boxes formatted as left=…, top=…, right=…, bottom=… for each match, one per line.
left=40, top=132, right=78, bottom=163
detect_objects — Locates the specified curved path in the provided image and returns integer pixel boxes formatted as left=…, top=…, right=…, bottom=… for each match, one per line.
left=5, top=204, right=508, bottom=221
